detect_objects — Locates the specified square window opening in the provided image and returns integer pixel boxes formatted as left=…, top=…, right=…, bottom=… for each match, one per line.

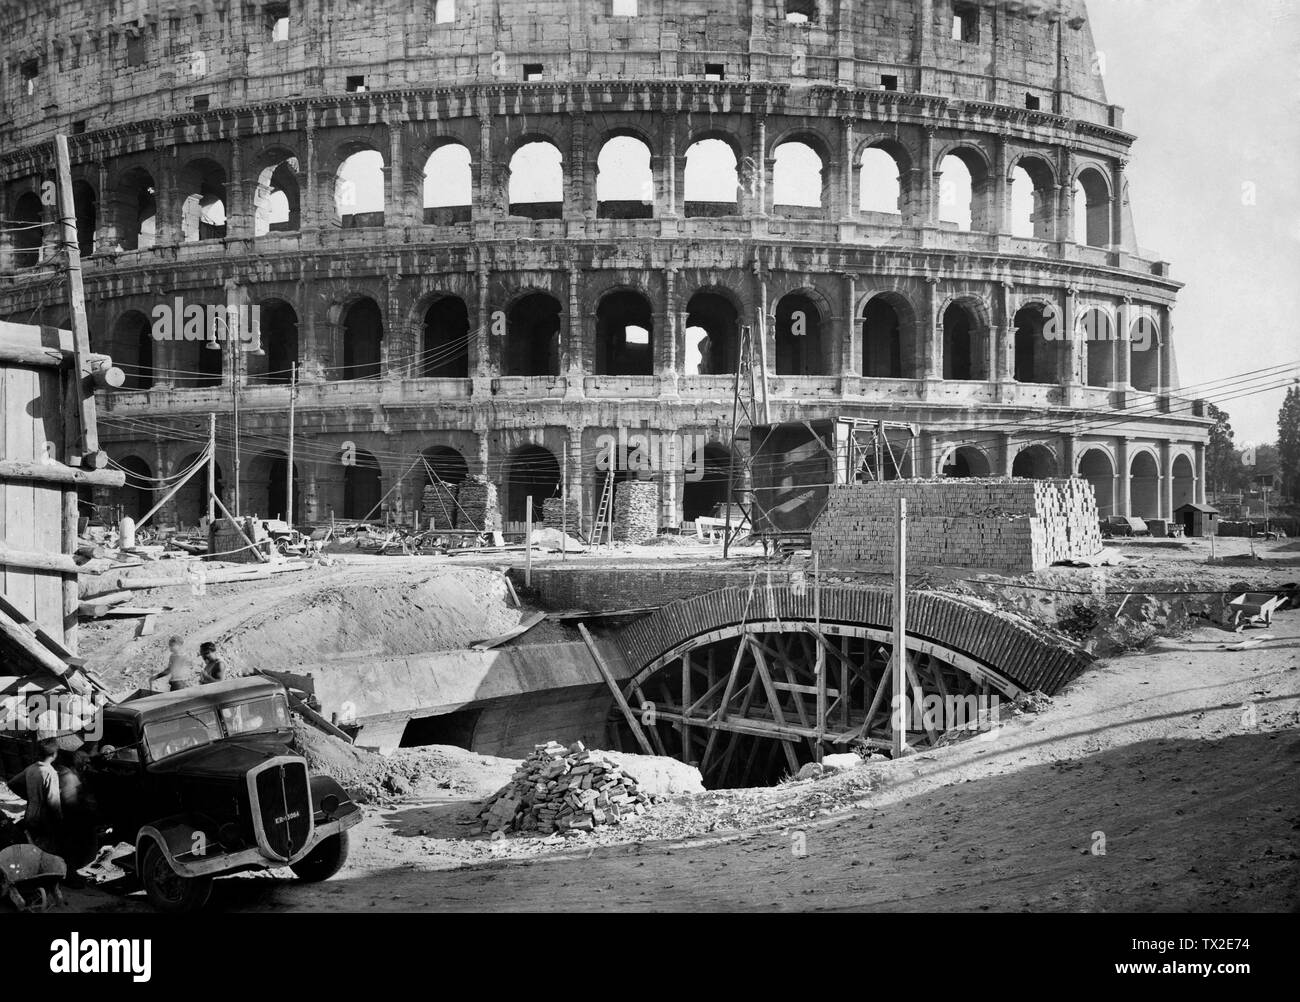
left=704, top=63, right=725, bottom=81
left=346, top=74, right=367, bottom=92
left=522, top=63, right=544, bottom=81
left=192, top=94, right=210, bottom=111
left=434, top=0, right=455, bottom=24
left=1025, top=93, right=1041, bottom=110
left=881, top=74, right=898, bottom=91
left=952, top=6, right=979, bottom=43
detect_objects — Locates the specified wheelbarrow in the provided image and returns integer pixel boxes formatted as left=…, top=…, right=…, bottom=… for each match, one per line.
left=1225, top=592, right=1285, bottom=630
left=0, top=843, right=67, bottom=912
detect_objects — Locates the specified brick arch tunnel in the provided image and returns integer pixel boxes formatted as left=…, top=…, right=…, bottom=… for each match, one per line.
left=608, top=585, right=1092, bottom=788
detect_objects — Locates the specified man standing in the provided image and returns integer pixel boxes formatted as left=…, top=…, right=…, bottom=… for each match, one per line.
left=198, top=641, right=227, bottom=685
left=19, top=739, right=61, bottom=851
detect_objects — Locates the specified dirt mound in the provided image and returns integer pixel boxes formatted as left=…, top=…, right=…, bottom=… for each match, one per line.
left=292, top=720, right=517, bottom=803
left=212, top=567, right=522, bottom=672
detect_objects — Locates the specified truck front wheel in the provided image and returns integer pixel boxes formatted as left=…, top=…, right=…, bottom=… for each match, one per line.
left=141, top=842, right=213, bottom=913
left=290, top=832, right=350, bottom=883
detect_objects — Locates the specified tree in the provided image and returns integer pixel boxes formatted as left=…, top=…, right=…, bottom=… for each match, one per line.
left=1279, top=386, right=1300, bottom=501
left=1205, top=404, right=1242, bottom=495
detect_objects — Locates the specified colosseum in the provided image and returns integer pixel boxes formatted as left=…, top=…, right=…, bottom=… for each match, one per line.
left=0, top=0, right=1211, bottom=533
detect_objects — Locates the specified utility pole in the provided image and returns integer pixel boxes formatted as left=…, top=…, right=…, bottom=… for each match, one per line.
left=561, top=440, right=568, bottom=560
left=53, top=134, right=104, bottom=469
left=207, top=413, right=216, bottom=524
left=287, top=360, right=297, bottom=528
left=231, top=325, right=241, bottom=518
left=892, top=497, right=908, bottom=759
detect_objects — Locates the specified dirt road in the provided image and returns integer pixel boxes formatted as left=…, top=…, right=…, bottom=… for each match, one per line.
left=66, top=611, right=1300, bottom=913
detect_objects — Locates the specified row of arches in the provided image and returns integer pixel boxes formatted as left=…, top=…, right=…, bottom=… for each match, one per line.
left=97, top=290, right=1163, bottom=389
left=108, top=435, right=1197, bottom=530
left=11, top=137, right=1115, bottom=265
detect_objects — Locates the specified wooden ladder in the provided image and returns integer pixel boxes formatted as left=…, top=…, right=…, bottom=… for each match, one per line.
left=590, top=467, right=615, bottom=546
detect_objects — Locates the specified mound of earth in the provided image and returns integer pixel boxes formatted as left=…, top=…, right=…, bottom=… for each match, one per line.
left=292, top=720, right=517, bottom=803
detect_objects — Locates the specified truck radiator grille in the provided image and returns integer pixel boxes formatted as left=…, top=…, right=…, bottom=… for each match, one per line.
left=254, top=760, right=312, bottom=860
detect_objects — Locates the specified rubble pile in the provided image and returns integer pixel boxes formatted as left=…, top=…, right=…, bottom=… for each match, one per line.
left=476, top=741, right=654, bottom=834
left=455, top=475, right=500, bottom=532
left=421, top=482, right=459, bottom=530
left=613, top=481, right=659, bottom=543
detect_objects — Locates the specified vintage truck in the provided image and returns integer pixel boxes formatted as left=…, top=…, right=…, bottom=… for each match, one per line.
left=80, top=676, right=362, bottom=912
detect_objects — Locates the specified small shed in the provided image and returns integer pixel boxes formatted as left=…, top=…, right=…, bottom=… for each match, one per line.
left=1175, top=502, right=1219, bottom=537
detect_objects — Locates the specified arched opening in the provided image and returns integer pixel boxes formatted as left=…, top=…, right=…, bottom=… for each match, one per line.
left=109, top=312, right=154, bottom=391
left=423, top=143, right=473, bottom=224
left=939, top=149, right=991, bottom=232
left=179, top=158, right=227, bottom=242
left=596, top=136, right=654, bottom=219
left=774, top=292, right=824, bottom=375
left=1172, top=454, right=1195, bottom=511
left=505, top=445, right=561, bottom=524
left=1013, top=304, right=1058, bottom=384
left=254, top=157, right=300, bottom=235
left=785, top=0, right=818, bottom=24
left=247, top=450, right=299, bottom=523
left=1009, top=157, right=1054, bottom=239
left=335, top=148, right=386, bottom=228
left=1130, top=451, right=1160, bottom=518
left=508, top=141, right=563, bottom=219
left=1130, top=317, right=1160, bottom=391
left=1012, top=444, right=1056, bottom=480
left=343, top=450, right=383, bottom=520
left=942, top=302, right=975, bottom=381
left=685, top=291, right=738, bottom=375
left=1074, top=167, right=1111, bottom=247
left=1081, top=308, right=1116, bottom=387
left=859, top=146, right=903, bottom=216
left=115, top=456, right=153, bottom=522
left=942, top=446, right=990, bottom=478
left=421, top=446, right=470, bottom=527
left=422, top=296, right=470, bottom=378
left=682, top=443, right=732, bottom=521
left=13, top=191, right=44, bottom=267
left=341, top=298, right=383, bottom=380
left=684, top=138, right=740, bottom=217
left=861, top=295, right=912, bottom=378
left=595, top=290, right=654, bottom=376
left=174, top=454, right=223, bottom=527
left=1079, top=449, right=1115, bottom=516
left=248, top=300, right=298, bottom=385
left=72, top=179, right=96, bottom=257
left=772, top=141, right=824, bottom=209
left=116, top=167, right=156, bottom=251
left=505, top=293, right=562, bottom=377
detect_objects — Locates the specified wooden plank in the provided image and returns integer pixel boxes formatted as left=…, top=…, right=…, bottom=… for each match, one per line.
left=747, top=636, right=801, bottom=774
left=135, top=614, right=157, bottom=638
left=628, top=678, right=668, bottom=756
left=680, top=650, right=692, bottom=765
left=577, top=623, right=655, bottom=756
left=0, top=545, right=80, bottom=574
left=470, top=611, right=546, bottom=651
left=0, top=460, right=124, bottom=488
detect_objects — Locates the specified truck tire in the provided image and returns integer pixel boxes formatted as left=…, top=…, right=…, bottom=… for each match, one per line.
left=141, top=842, right=213, bottom=913
left=290, top=832, right=350, bottom=883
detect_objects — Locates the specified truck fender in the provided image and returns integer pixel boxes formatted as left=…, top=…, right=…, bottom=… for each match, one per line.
left=135, top=816, right=222, bottom=873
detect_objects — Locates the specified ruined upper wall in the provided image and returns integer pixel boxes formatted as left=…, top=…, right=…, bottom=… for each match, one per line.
left=0, top=0, right=1116, bottom=145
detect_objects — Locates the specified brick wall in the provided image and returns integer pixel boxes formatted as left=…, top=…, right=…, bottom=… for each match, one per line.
left=811, top=477, right=1103, bottom=572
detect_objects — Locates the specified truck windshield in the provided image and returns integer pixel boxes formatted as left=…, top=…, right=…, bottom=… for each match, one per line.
left=143, top=695, right=291, bottom=761
left=143, top=709, right=222, bottom=761
left=221, top=695, right=290, bottom=737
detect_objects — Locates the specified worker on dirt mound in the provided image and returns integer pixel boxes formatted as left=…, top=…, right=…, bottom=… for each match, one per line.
left=151, top=636, right=196, bottom=691
left=198, top=641, right=227, bottom=685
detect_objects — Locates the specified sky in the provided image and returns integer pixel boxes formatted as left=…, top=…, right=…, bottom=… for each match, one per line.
left=1087, top=0, right=1300, bottom=446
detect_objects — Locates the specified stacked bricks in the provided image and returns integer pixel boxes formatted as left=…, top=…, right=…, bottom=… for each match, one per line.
left=421, top=482, right=458, bottom=530
left=542, top=495, right=581, bottom=534
left=811, top=477, right=1103, bottom=573
left=476, top=741, right=653, bottom=835
left=455, top=475, right=500, bottom=532
left=613, top=480, right=659, bottom=542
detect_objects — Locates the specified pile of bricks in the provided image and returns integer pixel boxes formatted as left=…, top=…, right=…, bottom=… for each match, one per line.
left=613, top=480, right=659, bottom=543
left=421, top=482, right=458, bottom=530
left=476, top=741, right=653, bottom=835
left=542, top=495, right=581, bottom=534
left=811, top=477, right=1103, bottom=572
left=455, top=474, right=499, bottom=532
